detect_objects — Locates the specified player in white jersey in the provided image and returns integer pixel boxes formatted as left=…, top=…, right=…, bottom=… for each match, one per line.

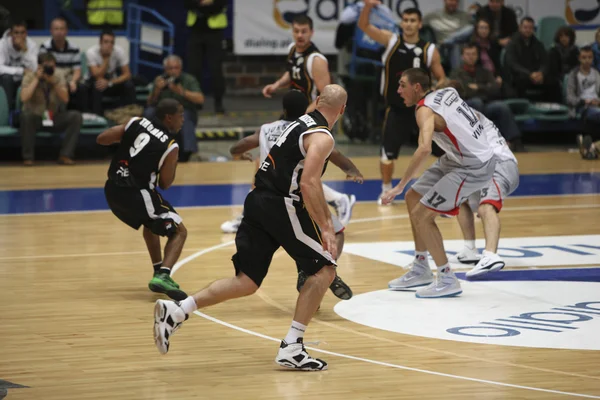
left=450, top=110, right=520, bottom=278
left=226, top=90, right=363, bottom=301
left=381, top=68, right=496, bottom=298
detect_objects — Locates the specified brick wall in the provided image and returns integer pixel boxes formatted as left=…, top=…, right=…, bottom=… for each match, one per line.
left=224, top=55, right=338, bottom=95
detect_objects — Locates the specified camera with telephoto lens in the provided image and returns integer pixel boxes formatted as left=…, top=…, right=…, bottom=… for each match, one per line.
left=43, top=65, right=55, bottom=76
left=162, top=74, right=180, bottom=85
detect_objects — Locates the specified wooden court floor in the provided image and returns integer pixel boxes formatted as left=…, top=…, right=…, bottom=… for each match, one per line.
left=1, top=153, right=599, bottom=399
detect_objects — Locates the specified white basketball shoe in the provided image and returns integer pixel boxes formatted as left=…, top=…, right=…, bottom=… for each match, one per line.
left=415, top=271, right=462, bottom=298
left=466, top=251, right=505, bottom=279
left=331, top=194, right=356, bottom=226
left=220, top=214, right=243, bottom=234
left=388, top=262, right=434, bottom=290
left=449, top=246, right=482, bottom=265
left=154, top=299, right=188, bottom=354
left=275, top=338, right=328, bottom=371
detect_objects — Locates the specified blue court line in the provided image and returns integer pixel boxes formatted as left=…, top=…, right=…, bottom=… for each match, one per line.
left=0, top=172, right=598, bottom=215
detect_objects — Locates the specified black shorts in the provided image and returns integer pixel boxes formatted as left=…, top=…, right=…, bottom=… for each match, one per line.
left=104, top=180, right=182, bottom=237
left=232, top=189, right=337, bottom=287
left=381, top=105, right=418, bottom=160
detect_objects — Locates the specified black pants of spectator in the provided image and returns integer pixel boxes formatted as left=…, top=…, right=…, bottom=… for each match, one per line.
left=467, top=97, right=522, bottom=141
left=513, top=78, right=562, bottom=103
left=581, top=106, right=600, bottom=141
left=187, top=29, right=225, bottom=112
left=20, top=110, right=82, bottom=161
left=68, top=82, right=90, bottom=112
left=0, top=74, right=20, bottom=110
left=89, top=79, right=136, bottom=116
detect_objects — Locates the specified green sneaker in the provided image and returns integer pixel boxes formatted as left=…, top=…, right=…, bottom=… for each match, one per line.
left=153, top=271, right=180, bottom=288
left=148, top=273, right=187, bottom=301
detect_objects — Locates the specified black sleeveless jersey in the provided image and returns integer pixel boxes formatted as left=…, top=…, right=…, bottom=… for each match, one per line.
left=382, top=35, right=433, bottom=108
left=107, top=117, right=178, bottom=190
left=286, top=42, right=326, bottom=102
left=254, top=110, right=331, bottom=204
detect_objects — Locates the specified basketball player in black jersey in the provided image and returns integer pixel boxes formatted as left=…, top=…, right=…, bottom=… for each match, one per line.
left=261, top=14, right=357, bottom=229
left=154, top=85, right=348, bottom=371
left=97, top=99, right=188, bottom=301
left=358, top=0, right=446, bottom=204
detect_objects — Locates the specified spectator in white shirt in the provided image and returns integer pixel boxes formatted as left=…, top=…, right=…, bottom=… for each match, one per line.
left=39, top=17, right=88, bottom=112
left=0, top=21, right=38, bottom=110
left=86, top=29, right=135, bottom=115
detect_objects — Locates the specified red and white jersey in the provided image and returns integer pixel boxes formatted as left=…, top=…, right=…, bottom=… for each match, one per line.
left=258, top=119, right=293, bottom=163
left=418, top=88, right=494, bottom=166
left=478, top=113, right=517, bottom=163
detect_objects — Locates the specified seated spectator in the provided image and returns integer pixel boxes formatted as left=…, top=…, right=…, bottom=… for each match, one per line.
left=471, top=18, right=502, bottom=76
left=547, top=26, right=579, bottom=84
left=0, top=21, right=37, bottom=110
left=505, top=17, right=561, bottom=102
left=451, top=43, right=523, bottom=151
left=567, top=47, right=600, bottom=160
left=424, top=0, right=473, bottom=69
left=86, top=29, right=135, bottom=116
left=475, top=0, right=518, bottom=48
left=19, top=53, right=82, bottom=166
left=145, top=55, right=204, bottom=162
left=39, top=17, right=88, bottom=112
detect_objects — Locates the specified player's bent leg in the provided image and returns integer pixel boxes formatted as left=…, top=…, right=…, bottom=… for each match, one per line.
left=378, top=159, right=395, bottom=205
left=389, top=189, right=434, bottom=290
left=450, top=202, right=481, bottom=264
left=154, top=272, right=259, bottom=355
left=143, top=226, right=163, bottom=275
left=148, top=223, right=188, bottom=301
left=467, top=203, right=505, bottom=279
left=410, top=203, right=462, bottom=298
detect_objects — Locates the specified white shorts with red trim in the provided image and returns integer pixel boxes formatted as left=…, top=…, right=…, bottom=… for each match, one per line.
left=411, top=155, right=496, bottom=215
left=468, top=159, right=520, bottom=212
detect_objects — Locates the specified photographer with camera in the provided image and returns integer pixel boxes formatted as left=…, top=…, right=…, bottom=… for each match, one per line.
left=145, top=55, right=204, bottom=161
left=19, top=53, right=82, bottom=166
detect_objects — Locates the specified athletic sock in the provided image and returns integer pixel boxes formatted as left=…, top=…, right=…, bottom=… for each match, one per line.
left=381, top=183, right=392, bottom=193
left=159, top=267, right=171, bottom=276
left=438, top=263, right=452, bottom=274
left=284, top=320, right=306, bottom=344
left=465, top=240, right=476, bottom=250
left=414, top=251, right=429, bottom=267
left=180, top=296, right=198, bottom=314
left=322, top=184, right=344, bottom=203
left=153, top=261, right=162, bottom=274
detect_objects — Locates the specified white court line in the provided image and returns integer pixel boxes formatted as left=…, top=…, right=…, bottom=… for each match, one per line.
left=1, top=192, right=598, bottom=217
left=3, top=202, right=600, bottom=261
left=169, top=243, right=600, bottom=399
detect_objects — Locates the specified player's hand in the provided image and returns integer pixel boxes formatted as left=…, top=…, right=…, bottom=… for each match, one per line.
left=345, top=168, right=364, bottom=183
left=262, top=83, right=278, bottom=98
left=95, top=78, right=109, bottom=91
left=321, top=229, right=338, bottom=261
left=381, top=184, right=404, bottom=205
left=35, top=66, right=44, bottom=80
left=68, top=80, right=77, bottom=93
left=233, top=152, right=253, bottom=161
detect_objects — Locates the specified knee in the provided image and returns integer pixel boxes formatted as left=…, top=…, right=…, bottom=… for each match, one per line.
left=237, top=273, right=259, bottom=296
left=176, top=223, right=188, bottom=240
left=478, top=203, right=498, bottom=217
left=405, top=188, right=421, bottom=208
left=316, top=265, right=336, bottom=286
left=410, top=203, right=433, bottom=224
left=68, top=110, right=83, bottom=125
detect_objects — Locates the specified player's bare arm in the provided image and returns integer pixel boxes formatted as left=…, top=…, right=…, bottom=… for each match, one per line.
left=158, top=147, right=179, bottom=190
left=96, top=124, right=126, bottom=145
left=381, top=106, right=435, bottom=204
left=329, top=148, right=364, bottom=183
left=306, top=57, right=330, bottom=112
left=357, top=0, right=393, bottom=47
left=229, top=130, right=259, bottom=161
left=431, top=48, right=448, bottom=89
left=300, top=131, right=337, bottom=260
left=262, top=71, right=291, bottom=98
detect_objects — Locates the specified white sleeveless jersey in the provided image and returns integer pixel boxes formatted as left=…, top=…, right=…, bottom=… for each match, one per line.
left=419, top=88, right=494, bottom=166
left=259, top=119, right=293, bottom=163
left=477, top=111, right=517, bottom=163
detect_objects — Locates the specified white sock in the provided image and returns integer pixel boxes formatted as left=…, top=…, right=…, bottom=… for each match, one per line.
left=437, top=263, right=452, bottom=274
left=382, top=183, right=392, bottom=192
left=465, top=240, right=476, bottom=250
left=322, top=184, right=344, bottom=203
left=284, top=320, right=306, bottom=344
left=414, top=251, right=429, bottom=266
left=180, top=296, right=198, bottom=315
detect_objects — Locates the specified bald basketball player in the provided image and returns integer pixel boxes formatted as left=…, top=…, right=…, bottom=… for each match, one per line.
left=154, top=85, right=348, bottom=371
